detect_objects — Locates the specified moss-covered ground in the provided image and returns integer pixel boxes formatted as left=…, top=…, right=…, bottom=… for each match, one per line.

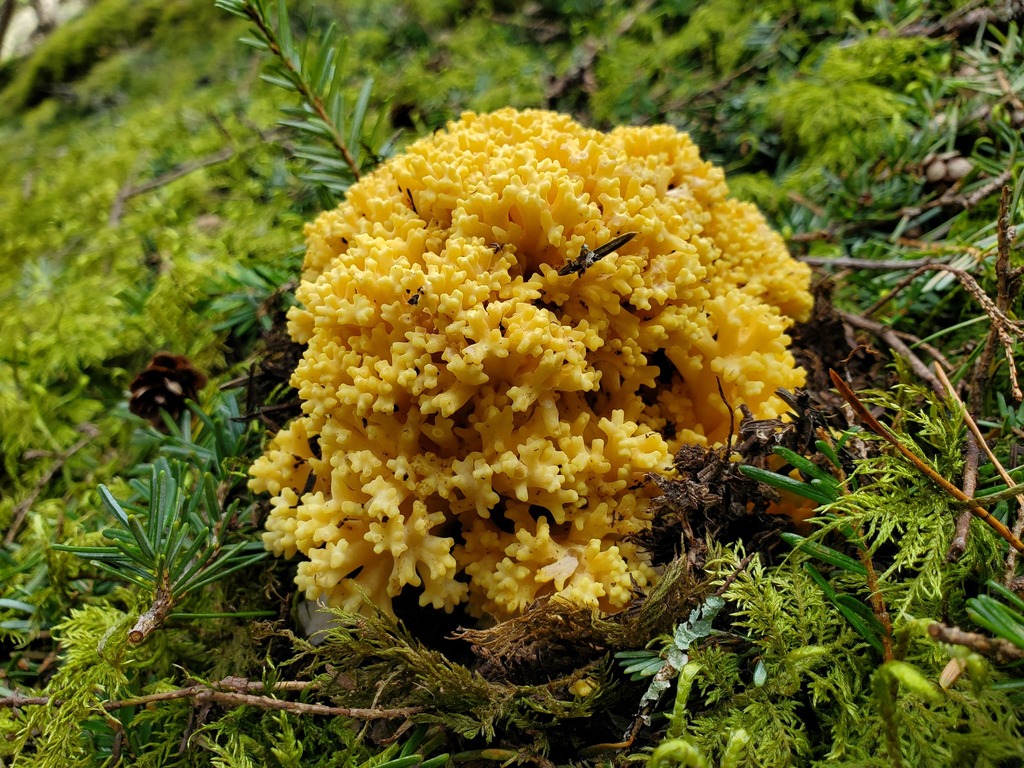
left=1, top=1, right=1024, bottom=765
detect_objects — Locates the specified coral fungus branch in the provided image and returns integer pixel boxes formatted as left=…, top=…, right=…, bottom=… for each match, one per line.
left=829, top=369, right=1024, bottom=554
left=251, top=108, right=813, bottom=619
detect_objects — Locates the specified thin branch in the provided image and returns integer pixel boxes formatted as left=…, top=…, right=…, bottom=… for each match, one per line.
left=5, top=424, right=99, bottom=545
left=829, top=369, right=1024, bottom=554
left=972, top=186, right=1024, bottom=403
left=928, top=622, right=1024, bottom=664
left=545, top=0, right=653, bottom=104
left=128, top=585, right=174, bottom=645
left=790, top=169, right=1012, bottom=244
left=891, top=330, right=953, bottom=372
left=871, top=265, right=1016, bottom=330
left=995, top=69, right=1024, bottom=112
left=934, top=364, right=997, bottom=560
left=193, top=690, right=420, bottom=719
left=934, top=363, right=1024, bottom=574
left=799, top=255, right=946, bottom=271
left=838, top=311, right=943, bottom=393
left=786, top=191, right=826, bottom=219
left=862, top=268, right=934, bottom=318
left=0, top=677, right=421, bottom=721
left=948, top=433, right=978, bottom=561
left=713, top=551, right=757, bottom=598
left=859, top=253, right=1024, bottom=399
left=109, top=146, right=237, bottom=226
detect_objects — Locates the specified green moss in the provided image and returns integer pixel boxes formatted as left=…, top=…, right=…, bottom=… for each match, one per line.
left=725, top=171, right=790, bottom=214
left=764, top=35, right=947, bottom=174
left=771, top=80, right=911, bottom=167
left=667, top=0, right=858, bottom=76
left=370, top=14, right=548, bottom=128
left=816, top=35, right=946, bottom=87
left=1, top=0, right=167, bottom=110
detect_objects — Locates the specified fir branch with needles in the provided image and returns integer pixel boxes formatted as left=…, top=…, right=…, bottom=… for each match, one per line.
left=54, top=457, right=266, bottom=644
left=53, top=393, right=268, bottom=644
left=215, top=0, right=395, bottom=202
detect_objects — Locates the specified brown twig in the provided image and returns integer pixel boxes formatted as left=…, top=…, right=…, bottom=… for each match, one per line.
left=128, top=586, right=174, bottom=645
left=972, top=187, right=1024, bottom=403
left=934, top=364, right=1024, bottom=572
left=928, top=622, right=1024, bottom=664
left=891, top=330, right=953, bottom=373
left=5, top=424, right=99, bottom=545
left=0, top=676, right=421, bottom=720
left=195, top=690, right=418, bottom=718
left=838, top=311, right=943, bottom=393
left=713, top=551, right=757, bottom=598
left=872, top=265, right=1015, bottom=329
left=995, top=69, right=1024, bottom=112
left=545, top=0, right=654, bottom=104
left=934, top=363, right=980, bottom=560
left=861, top=268, right=932, bottom=318
left=800, top=255, right=950, bottom=271
left=829, top=369, right=1024, bottom=554
left=109, top=147, right=237, bottom=226
left=787, top=191, right=827, bottom=219
left=948, top=433, right=979, bottom=561
left=861, top=254, right=1024, bottom=399
left=791, top=169, right=1011, bottom=245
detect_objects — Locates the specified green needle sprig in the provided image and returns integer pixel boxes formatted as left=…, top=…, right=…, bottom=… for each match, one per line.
left=215, top=0, right=395, bottom=202
left=55, top=457, right=265, bottom=644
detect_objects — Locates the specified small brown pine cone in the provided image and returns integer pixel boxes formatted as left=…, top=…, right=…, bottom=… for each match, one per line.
left=128, top=353, right=208, bottom=427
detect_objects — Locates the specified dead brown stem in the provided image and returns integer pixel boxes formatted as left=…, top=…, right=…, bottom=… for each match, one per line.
left=928, top=622, right=1024, bottom=664
left=800, top=255, right=950, bottom=271
left=5, top=423, right=99, bottom=545
left=856, top=247, right=1023, bottom=400
left=838, top=311, right=942, bottom=393
left=829, top=369, right=1024, bottom=554
left=948, top=434, right=978, bottom=561
left=128, top=586, right=175, bottom=645
left=791, top=169, right=1011, bottom=245
left=109, top=147, right=236, bottom=226
left=972, top=186, right=1024, bottom=403
left=0, top=676, right=421, bottom=720
left=935, top=364, right=1024, bottom=573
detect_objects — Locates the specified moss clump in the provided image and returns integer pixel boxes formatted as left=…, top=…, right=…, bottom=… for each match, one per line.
left=0, top=0, right=169, bottom=110
left=769, top=36, right=945, bottom=172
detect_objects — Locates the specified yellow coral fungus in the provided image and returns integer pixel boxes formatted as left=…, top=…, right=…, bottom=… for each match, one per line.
left=250, top=108, right=812, bottom=620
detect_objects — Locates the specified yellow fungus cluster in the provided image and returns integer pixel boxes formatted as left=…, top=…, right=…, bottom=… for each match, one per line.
left=250, top=108, right=812, bottom=620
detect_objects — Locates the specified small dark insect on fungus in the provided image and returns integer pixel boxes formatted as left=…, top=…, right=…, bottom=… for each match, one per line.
left=558, top=232, right=637, bottom=276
